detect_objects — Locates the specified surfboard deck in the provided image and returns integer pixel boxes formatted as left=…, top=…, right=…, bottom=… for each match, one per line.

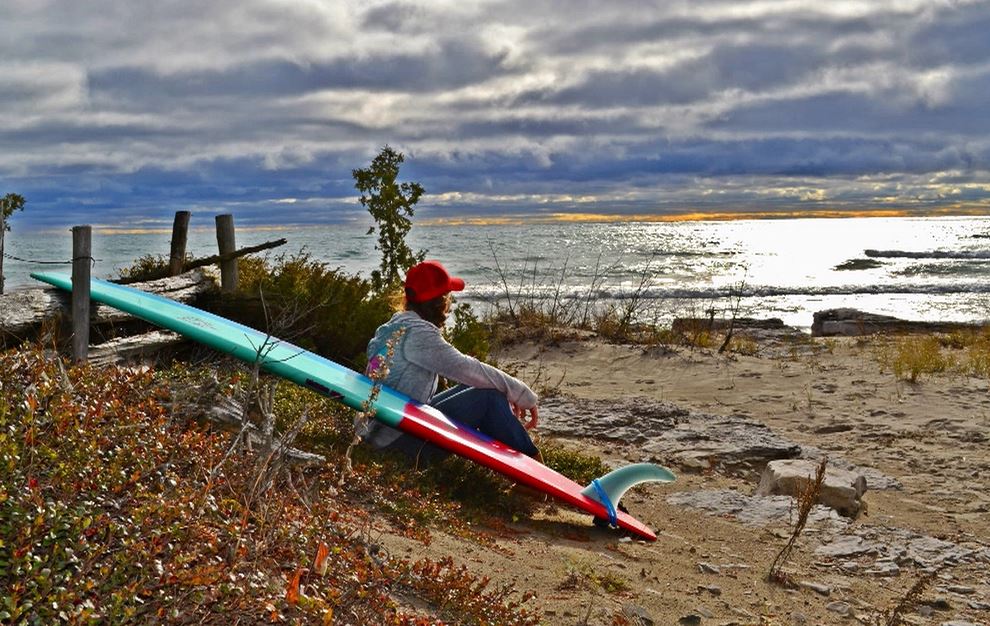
left=33, top=272, right=673, bottom=540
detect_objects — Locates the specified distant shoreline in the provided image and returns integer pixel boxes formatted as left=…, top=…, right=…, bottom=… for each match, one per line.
left=7, top=207, right=990, bottom=236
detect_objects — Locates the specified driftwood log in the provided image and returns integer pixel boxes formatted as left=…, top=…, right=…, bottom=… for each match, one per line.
left=0, top=268, right=218, bottom=346
left=88, top=330, right=188, bottom=368
left=170, top=378, right=325, bottom=468
left=116, top=238, right=287, bottom=285
left=3, top=251, right=327, bottom=468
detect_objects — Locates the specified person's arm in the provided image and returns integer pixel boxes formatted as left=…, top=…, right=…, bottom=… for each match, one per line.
left=403, top=321, right=538, bottom=410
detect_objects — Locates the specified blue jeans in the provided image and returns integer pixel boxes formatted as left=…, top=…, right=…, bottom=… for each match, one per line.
left=384, top=385, right=539, bottom=464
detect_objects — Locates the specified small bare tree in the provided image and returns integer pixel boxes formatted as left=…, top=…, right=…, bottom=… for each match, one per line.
left=767, top=456, right=828, bottom=585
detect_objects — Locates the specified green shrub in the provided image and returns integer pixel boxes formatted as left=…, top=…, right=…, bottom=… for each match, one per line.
left=0, top=347, right=541, bottom=624
left=226, top=252, right=396, bottom=368
left=446, top=301, right=491, bottom=362
left=540, top=441, right=612, bottom=486
left=115, top=253, right=190, bottom=282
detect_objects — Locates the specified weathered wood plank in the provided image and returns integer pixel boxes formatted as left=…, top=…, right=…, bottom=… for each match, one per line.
left=88, top=330, right=188, bottom=367
left=0, top=267, right=219, bottom=344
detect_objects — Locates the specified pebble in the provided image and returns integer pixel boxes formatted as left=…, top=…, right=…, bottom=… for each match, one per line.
left=678, top=615, right=702, bottom=626
left=697, top=584, right=722, bottom=596
left=865, top=560, right=901, bottom=576
left=798, top=580, right=831, bottom=596
left=731, top=607, right=756, bottom=619
left=946, top=585, right=975, bottom=595
left=622, top=603, right=654, bottom=626
left=969, top=600, right=990, bottom=610
left=697, top=562, right=721, bottom=575
left=939, top=621, right=981, bottom=626
left=825, top=601, right=851, bottom=616
left=922, top=598, right=953, bottom=610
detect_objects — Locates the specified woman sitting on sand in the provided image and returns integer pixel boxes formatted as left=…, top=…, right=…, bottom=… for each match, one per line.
left=360, top=260, right=540, bottom=464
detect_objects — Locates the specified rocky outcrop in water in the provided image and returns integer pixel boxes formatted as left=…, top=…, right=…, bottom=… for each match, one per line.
left=811, top=308, right=982, bottom=337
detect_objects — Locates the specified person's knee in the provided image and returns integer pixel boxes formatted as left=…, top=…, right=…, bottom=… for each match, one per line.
left=476, top=387, right=508, bottom=407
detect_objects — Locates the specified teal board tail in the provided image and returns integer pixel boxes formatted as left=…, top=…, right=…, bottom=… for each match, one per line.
left=581, top=463, right=676, bottom=514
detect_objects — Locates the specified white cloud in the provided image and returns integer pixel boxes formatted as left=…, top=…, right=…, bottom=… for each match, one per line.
left=0, top=0, right=987, bottom=227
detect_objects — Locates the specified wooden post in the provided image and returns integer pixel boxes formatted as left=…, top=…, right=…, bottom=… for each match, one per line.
left=0, top=208, right=5, bottom=295
left=71, top=225, right=92, bottom=363
left=168, top=210, right=191, bottom=276
left=215, top=214, right=237, bottom=293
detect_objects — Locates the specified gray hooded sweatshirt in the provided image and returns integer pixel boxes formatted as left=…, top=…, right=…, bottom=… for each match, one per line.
left=360, top=310, right=538, bottom=448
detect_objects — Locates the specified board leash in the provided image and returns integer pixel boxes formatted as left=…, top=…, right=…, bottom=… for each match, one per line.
left=590, top=478, right=618, bottom=527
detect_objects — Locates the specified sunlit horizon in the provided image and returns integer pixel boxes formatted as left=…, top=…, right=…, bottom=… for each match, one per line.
left=14, top=205, right=990, bottom=236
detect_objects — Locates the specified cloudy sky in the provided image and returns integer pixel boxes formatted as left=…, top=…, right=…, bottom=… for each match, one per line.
left=2, top=0, right=989, bottom=231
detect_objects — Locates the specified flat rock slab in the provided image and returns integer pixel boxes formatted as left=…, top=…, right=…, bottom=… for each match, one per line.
left=540, top=396, right=903, bottom=491
left=539, top=396, right=801, bottom=476
left=666, top=490, right=990, bottom=577
left=816, top=526, right=990, bottom=570
left=665, top=489, right=848, bottom=531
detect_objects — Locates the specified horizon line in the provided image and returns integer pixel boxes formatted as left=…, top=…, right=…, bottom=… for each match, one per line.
left=16, top=206, right=990, bottom=235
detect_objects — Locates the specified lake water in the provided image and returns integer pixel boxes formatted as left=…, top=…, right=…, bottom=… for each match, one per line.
left=3, top=215, right=989, bottom=330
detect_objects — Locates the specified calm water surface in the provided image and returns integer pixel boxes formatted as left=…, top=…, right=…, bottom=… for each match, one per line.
left=4, top=215, right=988, bottom=330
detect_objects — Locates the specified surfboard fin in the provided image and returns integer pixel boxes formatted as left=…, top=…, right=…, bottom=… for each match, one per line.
left=580, top=463, right=676, bottom=512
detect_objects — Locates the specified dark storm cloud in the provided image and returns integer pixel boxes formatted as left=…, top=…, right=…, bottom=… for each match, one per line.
left=519, top=42, right=826, bottom=108
left=88, top=39, right=512, bottom=102
left=1, top=0, right=988, bottom=231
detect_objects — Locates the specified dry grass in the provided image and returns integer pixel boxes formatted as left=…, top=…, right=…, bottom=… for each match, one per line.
left=874, top=327, right=990, bottom=382
left=766, top=457, right=828, bottom=585
left=874, top=568, right=941, bottom=626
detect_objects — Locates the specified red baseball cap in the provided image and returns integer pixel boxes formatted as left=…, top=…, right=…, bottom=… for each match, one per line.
left=404, top=260, right=465, bottom=303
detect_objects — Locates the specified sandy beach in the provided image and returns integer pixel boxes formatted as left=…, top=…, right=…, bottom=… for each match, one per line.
left=374, top=329, right=990, bottom=625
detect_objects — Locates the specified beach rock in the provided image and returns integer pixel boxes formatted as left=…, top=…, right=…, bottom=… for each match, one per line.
left=666, top=489, right=847, bottom=530
left=697, top=584, right=721, bottom=596
left=671, top=316, right=801, bottom=337
left=922, top=598, right=954, bottom=611
left=798, top=581, right=831, bottom=596
left=825, top=601, right=851, bottom=616
left=816, top=527, right=990, bottom=571
left=811, top=308, right=979, bottom=337
left=756, top=459, right=868, bottom=517
left=864, top=558, right=901, bottom=576
left=800, top=446, right=902, bottom=490
left=815, top=535, right=881, bottom=558
left=539, top=396, right=801, bottom=477
left=622, top=603, right=654, bottom=625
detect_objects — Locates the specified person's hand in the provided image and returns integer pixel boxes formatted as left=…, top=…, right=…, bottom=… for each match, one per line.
left=513, top=404, right=539, bottom=430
